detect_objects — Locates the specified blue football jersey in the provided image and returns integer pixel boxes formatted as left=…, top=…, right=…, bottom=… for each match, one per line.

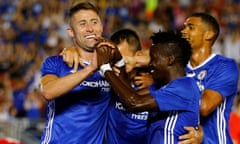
left=185, top=54, right=239, bottom=144
left=148, top=76, right=201, bottom=144
left=107, top=96, right=148, bottom=144
left=40, top=56, right=111, bottom=144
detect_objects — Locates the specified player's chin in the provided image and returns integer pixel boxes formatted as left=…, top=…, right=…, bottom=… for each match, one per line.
left=86, top=39, right=98, bottom=46
left=83, top=46, right=95, bottom=52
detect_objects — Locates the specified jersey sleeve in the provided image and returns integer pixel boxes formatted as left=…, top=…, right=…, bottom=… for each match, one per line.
left=41, top=56, right=63, bottom=77
left=206, top=59, right=239, bottom=99
left=150, top=78, right=199, bottom=112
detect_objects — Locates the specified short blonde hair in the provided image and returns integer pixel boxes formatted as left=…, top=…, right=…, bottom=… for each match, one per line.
left=69, top=0, right=97, bottom=8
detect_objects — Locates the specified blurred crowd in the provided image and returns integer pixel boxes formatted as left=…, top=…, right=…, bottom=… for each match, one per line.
left=0, top=0, right=240, bottom=139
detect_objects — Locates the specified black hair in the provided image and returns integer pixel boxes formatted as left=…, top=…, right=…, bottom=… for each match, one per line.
left=150, top=30, right=192, bottom=67
left=110, top=28, right=142, bottom=53
left=190, top=13, right=220, bottom=42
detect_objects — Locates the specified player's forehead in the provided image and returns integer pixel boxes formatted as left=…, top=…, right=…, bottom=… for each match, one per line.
left=72, top=9, right=100, bottom=21
left=184, top=17, right=202, bottom=26
left=150, top=44, right=164, bottom=57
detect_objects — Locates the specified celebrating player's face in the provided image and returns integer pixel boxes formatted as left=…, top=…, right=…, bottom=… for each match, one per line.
left=181, top=17, right=206, bottom=49
left=149, top=44, right=169, bottom=85
left=117, top=40, right=135, bottom=58
left=68, top=10, right=103, bottom=52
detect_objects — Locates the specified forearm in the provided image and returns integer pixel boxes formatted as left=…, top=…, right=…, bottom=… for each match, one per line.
left=135, top=55, right=150, bottom=67
left=104, top=70, right=156, bottom=112
left=41, top=66, right=95, bottom=100
left=125, top=55, right=150, bottom=73
left=198, top=125, right=204, bottom=143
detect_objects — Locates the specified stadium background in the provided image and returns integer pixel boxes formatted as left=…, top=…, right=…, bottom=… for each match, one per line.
left=0, top=0, right=239, bottom=143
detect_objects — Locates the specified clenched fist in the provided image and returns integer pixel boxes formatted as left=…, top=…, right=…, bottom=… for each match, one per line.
left=95, top=38, right=122, bottom=67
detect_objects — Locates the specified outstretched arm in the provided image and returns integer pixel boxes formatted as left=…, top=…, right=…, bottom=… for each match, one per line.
left=96, top=43, right=157, bottom=112
left=125, top=53, right=150, bottom=73
left=40, top=51, right=98, bottom=101
left=101, top=64, right=158, bottom=112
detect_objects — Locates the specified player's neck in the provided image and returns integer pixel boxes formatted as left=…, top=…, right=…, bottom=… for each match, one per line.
left=77, top=48, right=94, bottom=62
left=190, top=46, right=212, bottom=68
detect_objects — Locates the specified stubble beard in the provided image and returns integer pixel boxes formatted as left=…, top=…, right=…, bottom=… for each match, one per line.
left=73, top=37, right=96, bottom=53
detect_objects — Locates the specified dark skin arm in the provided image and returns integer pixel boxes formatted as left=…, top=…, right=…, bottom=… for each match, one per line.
left=104, top=70, right=158, bottom=112
left=97, top=44, right=202, bottom=143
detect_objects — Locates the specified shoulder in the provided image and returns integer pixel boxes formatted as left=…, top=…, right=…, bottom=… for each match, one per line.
left=171, top=76, right=196, bottom=86
left=207, top=55, right=239, bottom=77
left=42, top=55, right=63, bottom=66
left=44, top=55, right=63, bottom=62
left=165, top=77, right=199, bottom=95
left=41, top=55, right=66, bottom=75
left=213, top=55, right=238, bottom=67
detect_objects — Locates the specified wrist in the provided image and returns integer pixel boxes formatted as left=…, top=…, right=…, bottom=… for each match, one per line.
left=99, top=63, right=112, bottom=77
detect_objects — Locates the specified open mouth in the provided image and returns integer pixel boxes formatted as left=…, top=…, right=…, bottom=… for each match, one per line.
left=185, top=38, right=190, bottom=42
left=181, top=35, right=190, bottom=41
left=85, top=35, right=97, bottom=40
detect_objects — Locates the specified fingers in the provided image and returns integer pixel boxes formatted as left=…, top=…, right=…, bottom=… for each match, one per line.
left=178, top=126, right=199, bottom=144
left=133, top=73, right=153, bottom=89
left=63, top=52, right=74, bottom=68
left=124, top=56, right=136, bottom=73
left=178, top=139, right=192, bottom=144
left=112, top=66, right=120, bottom=76
left=178, top=126, right=195, bottom=140
left=183, top=126, right=196, bottom=131
left=60, top=48, right=66, bottom=56
left=61, top=47, right=81, bottom=71
left=96, top=37, right=117, bottom=49
left=72, top=56, right=80, bottom=72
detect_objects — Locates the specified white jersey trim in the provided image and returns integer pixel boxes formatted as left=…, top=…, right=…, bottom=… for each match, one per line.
left=187, top=53, right=217, bottom=70
left=41, top=100, right=55, bottom=144
left=164, top=111, right=178, bottom=144
left=217, top=99, right=227, bottom=144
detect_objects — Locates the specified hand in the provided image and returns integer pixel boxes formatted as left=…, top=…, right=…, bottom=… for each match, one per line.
left=95, top=38, right=122, bottom=67
left=60, top=47, right=83, bottom=72
left=133, top=72, right=153, bottom=90
left=113, top=66, right=121, bottom=76
left=178, top=126, right=203, bottom=144
left=125, top=52, right=150, bottom=73
left=95, top=42, right=113, bottom=67
left=125, top=56, right=137, bottom=73
left=96, top=37, right=117, bottom=49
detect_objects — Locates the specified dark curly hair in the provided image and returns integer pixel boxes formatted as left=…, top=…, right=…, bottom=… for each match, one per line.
left=150, top=30, right=192, bottom=67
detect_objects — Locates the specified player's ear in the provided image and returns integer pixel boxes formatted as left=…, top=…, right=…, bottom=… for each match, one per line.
left=168, top=55, right=175, bottom=66
left=205, top=30, right=215, bottom=40
left=67, top=27, right=74, bottom=38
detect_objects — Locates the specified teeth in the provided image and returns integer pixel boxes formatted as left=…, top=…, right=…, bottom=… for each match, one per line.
left=85, top=35, right=96, bottom=39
